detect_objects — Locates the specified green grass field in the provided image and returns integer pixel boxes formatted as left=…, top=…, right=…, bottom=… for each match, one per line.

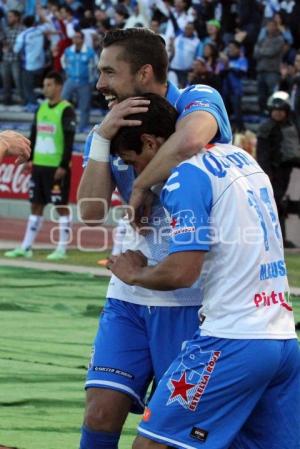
left=0, top=253, right=299, bottom=449
left=0, top=267, right=140, bottom=449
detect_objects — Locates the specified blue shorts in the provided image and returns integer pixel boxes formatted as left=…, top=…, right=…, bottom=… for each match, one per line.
left=86, top=298, right=200, bottom=413
left=138, top=331, right=300, bottom=449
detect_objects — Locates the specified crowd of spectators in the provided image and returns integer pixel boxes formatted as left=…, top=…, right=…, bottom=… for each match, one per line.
left=0, top=0, right=299, bottom=247
left=0, top=0, right=300, bottom=133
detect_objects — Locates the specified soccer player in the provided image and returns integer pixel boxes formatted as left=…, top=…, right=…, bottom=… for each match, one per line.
left=5, top=71, right=76, bottom=261
left=109, top=93, right=300, bottom=449
left=0, top=130, right=31, bottom=163
left=77, top=28, right=232, bottom=449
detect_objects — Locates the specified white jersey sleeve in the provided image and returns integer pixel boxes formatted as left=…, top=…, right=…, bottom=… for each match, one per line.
left=161, top=144, right=296, bottom=339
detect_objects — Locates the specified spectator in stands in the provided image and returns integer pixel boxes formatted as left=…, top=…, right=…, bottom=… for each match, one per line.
left=169, top=21, right=202, bottom=88
left=203, top=42, right=222, bottom=74
left=45, top=0, right=66, bottom=51
left=49, top=6, right=72, bottom=73
left=254, top=16, right=285, bottom=113
left=220, top=40, right=248, bottom=131
left=124, top=0, right=150, bottom=29
left=192, top=0, right=217, bottom=39
left=61, top=30, right=97, bottom=133
left=149, top=18, right=162, bottom=35
left=289, top=51, right=300, bottom=133
left=79, top=16, right=97, bottom=49
left=164, top=0, right=194, bottom=51
left=235, top=0, right=262, bottom=76
left=60, top=4, right=78, bottom=39
left=219, top=0, right=239, bottom=46
left=256, top=90, right=300, bottom=247
left=187, top=56, right=221, bottom=91
left=114, top=4, right=130, bottom=28
left=4, top=71, right=76, bottom=260
left=273, top=11, right=293, bottom=45
left=93, top=2, right=115, bottom=28
left=203, top=19, right=224, bottom=53
left=13, top=11, right=51, bottom=112
left=280, top=0, right=300, bottom=48
left=1, top=9, right=24, bottom=105
left=0, top=130, right=31, bottom=163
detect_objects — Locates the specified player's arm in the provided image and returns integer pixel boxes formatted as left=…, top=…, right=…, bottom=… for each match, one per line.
left=133, top=110, right=217, bottom=186
left=78, top=97, right=150, bottom=224
left=130, top=86, right=230, bottom=214
left=77, top=133, right=115, bottom=224
left=29, top=111, right=38, bottom=160
left=109, top=249, right=204, bottom=290
left=59, top=106, right=76, bottom=170
left=110, top=162, right=213, bottom=290
left=54, top=106, right=76, bottom=181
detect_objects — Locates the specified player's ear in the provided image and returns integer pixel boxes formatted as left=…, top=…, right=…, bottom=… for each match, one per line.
left=140, top=133, right=158, bottom=153
left=138, top=64, right=154, bottom=84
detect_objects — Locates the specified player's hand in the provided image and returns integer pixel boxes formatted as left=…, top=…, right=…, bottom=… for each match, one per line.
left=96, top=97, right=150, bottom=140
left=54, top=167, right=67, bottom=181
left=107, top=250, right=148, bottom=284
left=0, top=130, right=31, bottom=164
left=128, top=184, right=154, bottom=230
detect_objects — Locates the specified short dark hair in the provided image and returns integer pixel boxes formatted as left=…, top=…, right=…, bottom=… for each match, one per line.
left=23, top=15, right=35, bottom=27
left=8, top=9, right=21, bottom=19
left=111, top=93, right=178, bottom=155
left=44, top=71, right=64, bottom=85
left=102, top=28, right=168, bottom=84
left=74, top=29, right=84, bottom=39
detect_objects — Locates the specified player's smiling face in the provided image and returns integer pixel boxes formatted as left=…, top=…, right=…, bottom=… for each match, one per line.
left=96, top=45, right=144, bottom=107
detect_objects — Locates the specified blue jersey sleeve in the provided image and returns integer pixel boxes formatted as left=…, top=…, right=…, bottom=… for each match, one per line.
left=161, top=162, right=213, bottom=254
left=175, top=85, right=232, bottom=144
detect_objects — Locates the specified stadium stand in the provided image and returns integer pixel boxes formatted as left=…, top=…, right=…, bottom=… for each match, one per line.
left=0, top=0, right=299, bottom=244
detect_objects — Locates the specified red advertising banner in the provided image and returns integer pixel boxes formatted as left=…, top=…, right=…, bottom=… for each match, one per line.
left=0, top=153, right=83, bottom=203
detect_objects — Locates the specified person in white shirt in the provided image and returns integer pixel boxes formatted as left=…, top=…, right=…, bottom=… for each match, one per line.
left=169, top=22, right=203, bottom=87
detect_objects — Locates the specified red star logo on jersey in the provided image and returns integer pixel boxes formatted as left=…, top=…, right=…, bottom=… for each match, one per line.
left=169, top=372, right=195, bottom=402
left=170, top=217, right=177, bottom=228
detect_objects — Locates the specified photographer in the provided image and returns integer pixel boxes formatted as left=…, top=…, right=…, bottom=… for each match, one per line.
left=256, top=91, right=300, bottom=247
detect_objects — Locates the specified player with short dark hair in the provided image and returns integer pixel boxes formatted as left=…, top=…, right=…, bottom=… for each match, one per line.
left=5, top=71, right=76, bottom=261
left=78, top=27, right=232, bottom=449
left=102, top=28, right=169, bottom=85
left=109, top=93, right=300, bottom=449
left=44, top=70, right=64, bottom=86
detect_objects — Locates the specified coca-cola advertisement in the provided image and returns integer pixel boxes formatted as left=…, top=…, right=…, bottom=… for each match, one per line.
left=0, top=153, right=83, bottom=203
